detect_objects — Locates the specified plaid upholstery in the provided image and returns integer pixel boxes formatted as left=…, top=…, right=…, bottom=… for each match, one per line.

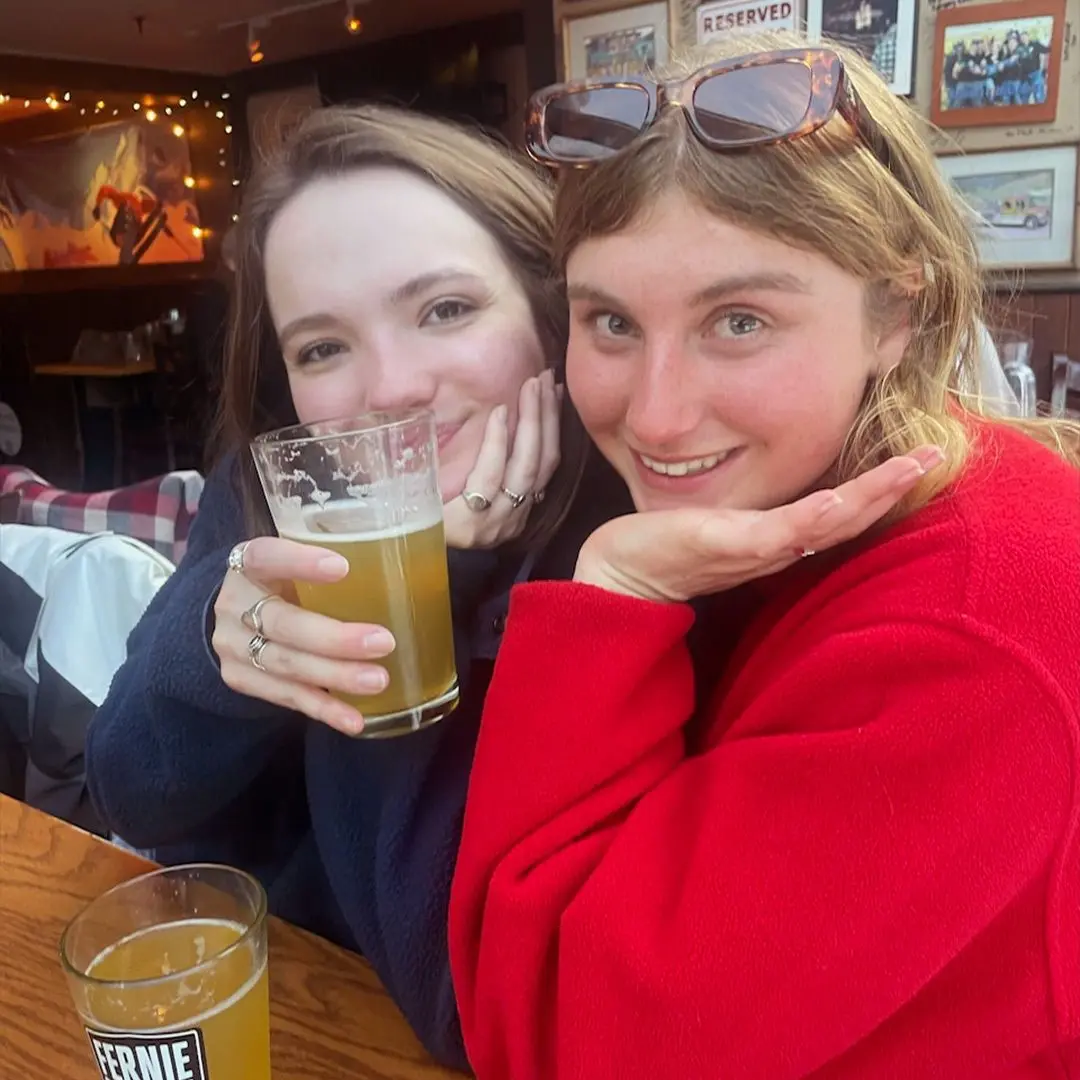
left=0, top=467, right=205, bottom=565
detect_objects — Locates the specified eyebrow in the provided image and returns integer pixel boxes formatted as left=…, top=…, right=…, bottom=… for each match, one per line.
left=388, top=267, right=487, bottom=306
left=277, top=267, right=488, bottom=348
left=567, top=271, right=812, bottom=309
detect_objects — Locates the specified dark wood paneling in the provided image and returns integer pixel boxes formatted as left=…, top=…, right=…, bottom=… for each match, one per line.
left=987, top=290, right=1079, bottom=401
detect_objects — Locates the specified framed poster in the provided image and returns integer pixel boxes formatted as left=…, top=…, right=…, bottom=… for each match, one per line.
left=697, top=0, right=800, bottom=43
left=563, top=2, right=670, bottom=80
left=930, top=0, right=1065, bottom=129
left=806, top=0, right=918, bottom=96
left=0, top=120, right=204, bottom=272
left=939, top=145, right=1077, bottom=269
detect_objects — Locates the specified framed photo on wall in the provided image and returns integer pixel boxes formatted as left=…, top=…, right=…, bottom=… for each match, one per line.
left=805, top=0, right=918, bottom=96
left=563, top=2, right=670, bottom=81
left=930, top=0, right=1065, bottom=129
left=938, top=145, right=1077, bottom=270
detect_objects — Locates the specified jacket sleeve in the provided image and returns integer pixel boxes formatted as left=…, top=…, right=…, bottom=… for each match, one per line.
left=86, top=457, right=300, bottom=849
left=449, top=581, right=1073, bottom=1080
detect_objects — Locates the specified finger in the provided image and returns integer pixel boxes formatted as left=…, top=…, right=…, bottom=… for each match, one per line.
left=254, top=599, right=396, bottom=661
left=785, top=446, right=946, bottom=551
left=226, top=623, right=391, bottom=698
left=500, top=375, right=543, bottom=501
left=237, top=535, right=350, bottom=587
left=221, top=662, right=365, bottom=736
left=535, top=368, right=562, bottom=492
left=458, top=404, right=509, bottom=505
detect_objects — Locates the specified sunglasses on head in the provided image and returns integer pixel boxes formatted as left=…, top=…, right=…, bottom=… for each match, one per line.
left=525, top=48, right=894, bottom=176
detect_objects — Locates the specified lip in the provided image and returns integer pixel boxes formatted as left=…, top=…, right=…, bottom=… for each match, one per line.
left=630, top=447, right=744, bottom=493
left=435, top=422, right=464, bottom=451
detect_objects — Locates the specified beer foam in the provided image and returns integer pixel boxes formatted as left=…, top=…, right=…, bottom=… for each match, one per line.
left=86, top=918, right=266, bottom=1032
left=278, top=500, right=443, bottom=544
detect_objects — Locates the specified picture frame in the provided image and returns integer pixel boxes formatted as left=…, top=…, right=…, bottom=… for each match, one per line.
left=930, top=0, right=1065, bottom=129
left=562, top=2, right=671, bottom=81
left=806, top=0, right=918, bottom=96
left=938, top=145, right=1078, bottom=270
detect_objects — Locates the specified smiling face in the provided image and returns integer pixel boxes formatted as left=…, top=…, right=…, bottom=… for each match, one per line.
left=565, top=192, right=909, bottom=513
left=264, top=167, right=546, bottom=500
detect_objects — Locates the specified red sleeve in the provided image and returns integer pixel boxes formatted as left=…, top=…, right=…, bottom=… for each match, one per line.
left=449, top=581, right=1073, bottom=1080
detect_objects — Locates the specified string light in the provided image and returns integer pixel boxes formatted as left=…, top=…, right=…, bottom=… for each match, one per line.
left=183, top=176, right=196, bottom=188
left=144, top=108, right=157, bottom=121
left=345, top=1, right=362, bottom=34
left=133, top=102, right=141, bottom=111
left=172, top=123, right=185, bottom=138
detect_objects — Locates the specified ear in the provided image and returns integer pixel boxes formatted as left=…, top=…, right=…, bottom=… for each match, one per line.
left=873, top=300, right=912, bottom=377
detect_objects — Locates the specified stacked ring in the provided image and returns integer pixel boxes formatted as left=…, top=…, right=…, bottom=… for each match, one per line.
left=247, top=633, right=270, bottom=671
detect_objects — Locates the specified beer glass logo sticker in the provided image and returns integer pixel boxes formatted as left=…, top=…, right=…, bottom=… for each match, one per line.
left=85, top=1028, right=209, bottom=1080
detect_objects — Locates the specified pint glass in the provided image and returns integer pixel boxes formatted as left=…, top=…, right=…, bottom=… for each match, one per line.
left=60, top=864, right=270, bottom=1080
left=251, top=410, right=459, bottom=737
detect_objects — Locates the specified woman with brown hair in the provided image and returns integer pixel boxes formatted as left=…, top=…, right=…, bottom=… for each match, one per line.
left=450, top=33, right=1080, bottom=1079
left=84, top=103, right=621, bottom=1067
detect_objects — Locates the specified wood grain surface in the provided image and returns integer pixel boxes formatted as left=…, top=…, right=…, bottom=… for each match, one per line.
left=0, top=794, right=466, bottom=1079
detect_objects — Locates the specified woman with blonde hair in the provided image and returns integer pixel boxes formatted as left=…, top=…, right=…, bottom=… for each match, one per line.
left=450, top=32, right=1080, bottom=1078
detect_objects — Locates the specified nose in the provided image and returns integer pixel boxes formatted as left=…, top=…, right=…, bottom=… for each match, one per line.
left=624, top=339, right=705, bottom=451
left=365, top=347, right=438, bottom=414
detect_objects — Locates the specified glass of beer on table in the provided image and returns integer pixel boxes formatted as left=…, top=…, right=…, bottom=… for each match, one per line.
left=60, top=863, right=270, bottom=1080
left=251, top=409, right=459, bottom=737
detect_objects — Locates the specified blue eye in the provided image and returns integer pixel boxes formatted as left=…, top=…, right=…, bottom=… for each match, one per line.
left=715, top=313, right=762, bottom=339
left=592, top=312, right=635, bottom=337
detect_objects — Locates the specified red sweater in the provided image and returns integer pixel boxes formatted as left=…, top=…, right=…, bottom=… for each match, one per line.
left=449, top=423, right=1080, bottom=1080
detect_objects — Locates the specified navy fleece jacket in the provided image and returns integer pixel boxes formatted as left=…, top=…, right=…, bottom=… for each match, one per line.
left=86, top=453, right=627, bottom=1068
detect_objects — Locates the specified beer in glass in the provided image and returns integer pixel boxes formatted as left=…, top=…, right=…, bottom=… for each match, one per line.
left=60, top=863, right=270, bottom=1080
left=251, top=409, right=458, bottom=737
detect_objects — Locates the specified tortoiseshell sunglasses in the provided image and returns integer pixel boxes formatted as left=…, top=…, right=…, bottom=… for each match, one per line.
left=525, top=48, right=894, bottom=174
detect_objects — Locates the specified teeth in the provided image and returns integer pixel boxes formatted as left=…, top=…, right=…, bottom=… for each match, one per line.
left=639, top=452, right=727, bottom=477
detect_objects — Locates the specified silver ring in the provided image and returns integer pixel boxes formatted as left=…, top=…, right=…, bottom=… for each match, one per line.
left=799, top=547, right=816, bottom=558
left=227, top=541, right=250, bottom=574
left=532, top=489, right=545, bottom=505
left=241, top=594, right=278, bottom=635
left=462, top=491, right=491, bottom=512
left=247, top=632, right=270, bottom=671
left=500, top=486, right=528, bottom=509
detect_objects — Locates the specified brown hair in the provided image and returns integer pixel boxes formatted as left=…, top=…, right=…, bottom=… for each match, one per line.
left=553, top=30, right=1080, bottom=514
left=216, top=103, right=587, bottom=545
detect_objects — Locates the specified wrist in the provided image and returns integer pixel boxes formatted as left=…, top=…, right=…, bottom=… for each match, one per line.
left=572, top=552, right=673, bottom=603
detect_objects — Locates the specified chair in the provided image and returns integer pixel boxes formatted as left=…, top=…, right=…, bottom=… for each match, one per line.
left=0, top=466, right=204, bottom=564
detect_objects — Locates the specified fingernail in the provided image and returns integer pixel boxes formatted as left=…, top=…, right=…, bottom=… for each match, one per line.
left=338, top=710, right=364, bottom=736
left=911, top=446, right=945, bottom=471
left=355, top=666, right=389, bottom=693
left=318, top=553, right=349, bottom=576
left=363, top=629, right=396, bottom=656
left=815, top=492, right=844, bottom=518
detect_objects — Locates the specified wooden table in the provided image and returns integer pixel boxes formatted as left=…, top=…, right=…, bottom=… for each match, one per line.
left=0, top=795, right=465, bottom=1079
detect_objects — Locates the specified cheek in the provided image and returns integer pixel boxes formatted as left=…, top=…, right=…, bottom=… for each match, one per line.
left=565, top=344, right=628, bottom=435
left=287, top=371, right=362, bottom=426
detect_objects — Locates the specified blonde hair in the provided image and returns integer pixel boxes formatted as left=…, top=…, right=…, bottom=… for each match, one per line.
left=553, top=30, right=1080, bottom=511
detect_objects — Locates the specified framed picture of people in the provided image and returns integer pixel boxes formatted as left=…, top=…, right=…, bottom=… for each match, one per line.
left=930, top=0, right=1065, bottom=129
left=563, top=3, right=670, bottom=81
left=806, top=0, right=918, bottom=96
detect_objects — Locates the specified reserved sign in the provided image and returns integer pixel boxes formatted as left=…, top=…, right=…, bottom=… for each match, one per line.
left=697, top=0, right=798, bottom=41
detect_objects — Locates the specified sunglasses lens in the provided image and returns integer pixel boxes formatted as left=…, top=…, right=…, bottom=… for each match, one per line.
left=544, top=86, right=650, bottom=160
left=692, top=61, right=813, bottom=143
